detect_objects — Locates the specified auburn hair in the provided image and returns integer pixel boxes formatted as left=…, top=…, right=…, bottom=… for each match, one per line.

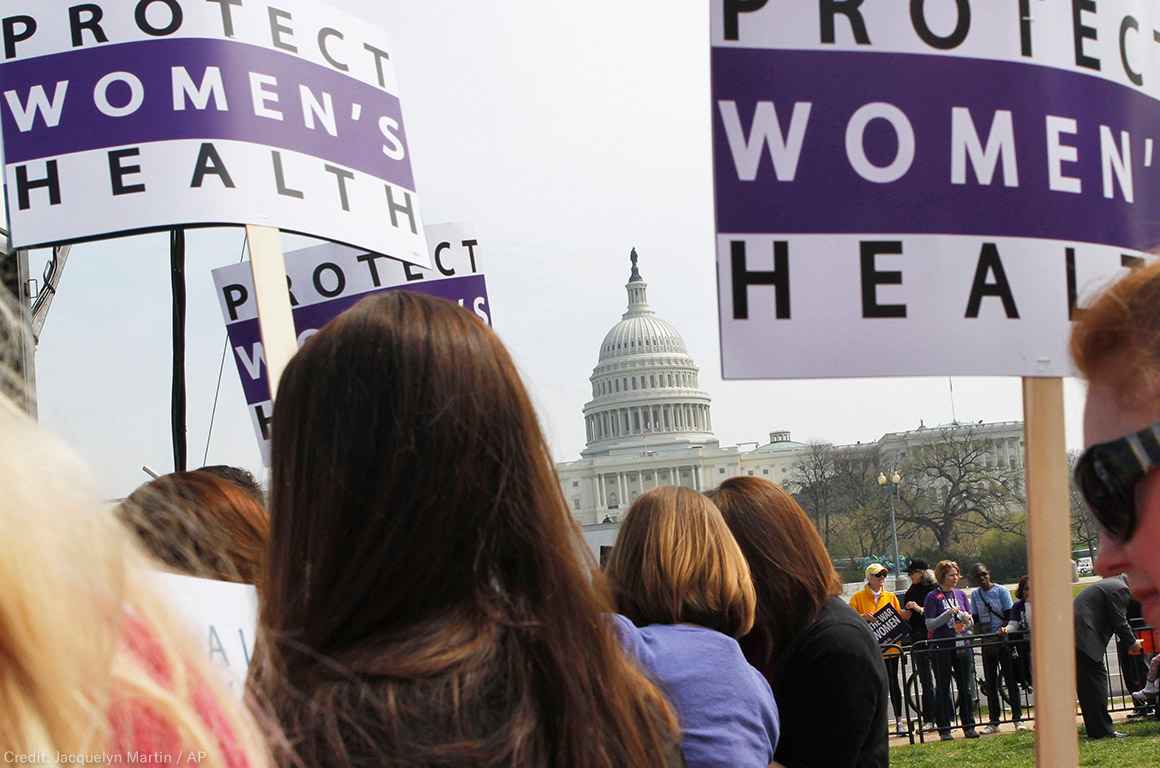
left=118, top=469, right=269, bottom=585
left=606, top=486, right=756, bottom=638
left=705, top=477, right=841, bottom=666
left=249, top=291, right=678, bottom=768
left=1070, top=259, right=1160, bottom=399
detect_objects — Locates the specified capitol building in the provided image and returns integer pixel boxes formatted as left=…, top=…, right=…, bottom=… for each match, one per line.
left=555, top=251, right=1025, bottom=559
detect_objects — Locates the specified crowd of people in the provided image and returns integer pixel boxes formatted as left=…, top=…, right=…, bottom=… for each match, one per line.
left=858, top=559, right=1033, bottom=742
left=855, top=556, right=1157, bottom=744
left=4, top=259, right=1160, bottom=766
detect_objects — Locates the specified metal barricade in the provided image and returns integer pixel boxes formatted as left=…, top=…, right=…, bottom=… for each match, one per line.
left=884, top=624, right=1160, bottom=745
left=891, top=631, right=1032, bottom=743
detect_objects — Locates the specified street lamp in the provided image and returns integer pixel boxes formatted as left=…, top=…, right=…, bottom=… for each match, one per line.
left=878, top=470, right=906, bottom=592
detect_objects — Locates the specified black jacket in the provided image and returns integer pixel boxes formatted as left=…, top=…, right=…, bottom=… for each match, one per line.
left=903, top=581, right=936, bottom=642
left=1073, top=576, right=1136, bottom=662
left=746, top=597, right=888, bottom=768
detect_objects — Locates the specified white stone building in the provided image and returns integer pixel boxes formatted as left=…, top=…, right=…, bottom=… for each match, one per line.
left=557, top=251, right=1025, bottom=558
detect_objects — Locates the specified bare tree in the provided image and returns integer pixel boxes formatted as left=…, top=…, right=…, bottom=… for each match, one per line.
left=831, top=501, right=894, bottom=559
left=828, top=446, right=893, bottom=556
left=791, top=442, right=839, bottom=547
left=1068, top=451, right=1099, bottom=559
left=892, top=425, right=1025, bottom=553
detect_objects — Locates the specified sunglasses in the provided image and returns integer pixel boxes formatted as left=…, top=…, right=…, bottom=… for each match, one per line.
left=1074, top=421, right=1160, bottom=542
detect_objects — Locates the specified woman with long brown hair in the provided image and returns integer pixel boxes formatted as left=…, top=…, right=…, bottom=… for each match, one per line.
left=605, top=486, right=779, bottom=767
left=247, top=291, right=680, bottom=768
left=706, top=476, right=888, bottom=768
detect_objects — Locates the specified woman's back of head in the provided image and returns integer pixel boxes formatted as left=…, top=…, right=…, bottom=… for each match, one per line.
left=606, top=485, right=755, bottom=637
left=252, top=291, right=677, bottom=767
left=118, top=469, right=269, bottom=584
left=705, top=476, right=842, bottom=666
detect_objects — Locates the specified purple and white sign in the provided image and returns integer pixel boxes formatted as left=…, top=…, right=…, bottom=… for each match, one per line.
left=712, top=2, right=1158, bottom=378
left=212, top=223, right=491, bottom=463
left=0, top=1, right=430, bottom=267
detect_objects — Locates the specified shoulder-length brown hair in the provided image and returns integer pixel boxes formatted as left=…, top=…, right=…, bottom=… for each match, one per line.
left=705, top=477, right=841, bottom=667
left=934, top=560, right=960, bottom=586
left=606, top=486, right=755, bottom=638
left=249, top=291, right=677, bottom=768
left=117, top=469, right=268, bottom=584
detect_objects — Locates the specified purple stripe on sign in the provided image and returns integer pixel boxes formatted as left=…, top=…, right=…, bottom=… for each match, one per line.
left=0, top=38, right=414, bottom=189
left=227, top=273, right=490, bottom=404
left=712, top=48, right=1160, bottom=251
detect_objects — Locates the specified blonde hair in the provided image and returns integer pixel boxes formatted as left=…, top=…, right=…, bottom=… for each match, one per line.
left=605, top=486, right=756, bottom=638
left=934, top=560, right=960, bottom=585
left=0, top=310, right=273, bottom=765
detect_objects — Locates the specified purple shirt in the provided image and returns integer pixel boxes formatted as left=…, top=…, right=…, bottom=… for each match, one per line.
left=923, top=588, right=972, bottom=641
left=612, top=614, right=779, bottom=768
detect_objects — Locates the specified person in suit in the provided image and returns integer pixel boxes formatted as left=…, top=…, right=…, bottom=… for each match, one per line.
left=1073, top=576, right=1143, bottom=738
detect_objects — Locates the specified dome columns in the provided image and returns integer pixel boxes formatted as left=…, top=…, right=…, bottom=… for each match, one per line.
left=583, top=401, right=712, bottom=444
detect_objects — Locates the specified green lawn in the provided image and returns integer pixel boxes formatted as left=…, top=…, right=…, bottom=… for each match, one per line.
left=890, top=721, right=1160, bottom=768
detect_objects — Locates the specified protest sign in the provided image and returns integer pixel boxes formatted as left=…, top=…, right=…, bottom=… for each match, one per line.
left=869, top=602, right=908, bottom=646
left=711, top=2, right=1158, bottom=378
left=0, top=0, right=430, bottom=268
left=212, top=223, right=491, bottom=463
left=153, top=572, right=256, bottom=694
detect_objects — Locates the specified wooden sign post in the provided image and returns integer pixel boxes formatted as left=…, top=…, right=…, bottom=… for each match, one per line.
left=1022, top=377, right=1078, bottom=768
left=245, top=225, right=298, bottom=405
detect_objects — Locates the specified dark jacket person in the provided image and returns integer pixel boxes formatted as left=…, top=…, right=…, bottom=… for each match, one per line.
left=1074, top=576, right=1142, bottom=738
left=706, top=477, right=888, bottom=768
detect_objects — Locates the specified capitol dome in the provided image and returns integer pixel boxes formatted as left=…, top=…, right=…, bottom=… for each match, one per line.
left=581, top=250, right=716, bottom=457
left=599, top=314, right=688, bottom=360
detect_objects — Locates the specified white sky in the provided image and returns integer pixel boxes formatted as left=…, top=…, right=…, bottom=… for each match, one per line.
left=24, top=1, right=1089, bottom=498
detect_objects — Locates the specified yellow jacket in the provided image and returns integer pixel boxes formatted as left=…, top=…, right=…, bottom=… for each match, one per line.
left=850, top=585, right=904, bottom=655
